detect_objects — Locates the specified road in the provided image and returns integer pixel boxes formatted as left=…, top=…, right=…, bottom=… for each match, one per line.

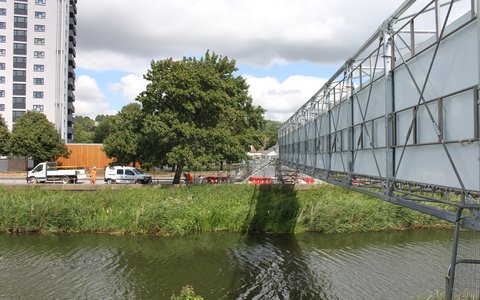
left=0, top=176, right=176, bottom=186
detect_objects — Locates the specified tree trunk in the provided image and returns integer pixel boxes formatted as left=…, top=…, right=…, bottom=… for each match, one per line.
left=173, top=165, right=183, bottom=184
left=220, top=161, right=224, bottom=171
left=171, top=165, right=176, bottom=172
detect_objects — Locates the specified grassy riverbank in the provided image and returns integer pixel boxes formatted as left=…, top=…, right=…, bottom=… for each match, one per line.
left=0, top=184, right=451, bottom=235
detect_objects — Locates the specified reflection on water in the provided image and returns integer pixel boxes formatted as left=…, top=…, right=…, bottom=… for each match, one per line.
left=230, top=234, right=334, bottom=300
left=0, top=230, right=469, bottom=299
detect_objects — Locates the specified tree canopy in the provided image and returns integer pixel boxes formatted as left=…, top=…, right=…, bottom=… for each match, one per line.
left=73, top=115, right=95, bottom=143
left=0, top=115, right=10, bottom=156
left=136, top=51, right=265, bottom=183
left=93, top=114, right=115, bottom=143
left=102, top=103, right=144, bottom=166
left=263, top=120, right=282, bottom=150
left=10, top=111, right=69, bottom=163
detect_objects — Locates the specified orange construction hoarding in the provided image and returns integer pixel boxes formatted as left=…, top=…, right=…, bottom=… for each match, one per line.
left=56, top=144, right=113, bottom=169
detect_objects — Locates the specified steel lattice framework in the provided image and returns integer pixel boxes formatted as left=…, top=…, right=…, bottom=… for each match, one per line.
left=278, top=1, right=480, bottom=296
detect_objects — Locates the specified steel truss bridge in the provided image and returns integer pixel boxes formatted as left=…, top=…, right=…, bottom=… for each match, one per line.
left=278, top=0, right=480, bottom=297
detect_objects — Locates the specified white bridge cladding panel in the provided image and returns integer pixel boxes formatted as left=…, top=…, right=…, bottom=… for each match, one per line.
left=353, top=79, right=386, bottom=124
left=394, top=22, right=478, bottom=112
left=279, top=0, right=480, bottom=192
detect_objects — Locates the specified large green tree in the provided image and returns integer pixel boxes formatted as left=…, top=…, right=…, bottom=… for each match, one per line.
left=137, top=51, right=265, bottom=183
left=10, top=111, right=69, bottom=163
left=73, top=115, right=95, bottom=143
left=102, top=103, right=145, bottom=166
left=0, top=115, right=10, bottom=155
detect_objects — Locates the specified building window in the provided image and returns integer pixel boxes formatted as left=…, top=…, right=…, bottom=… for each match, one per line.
left=13, top=56, right=26, bottom=68
left=13, top=83, right=26, bottom=95
left=34, top=25, right=45, bottom=32
left=35, top=0, right=46, bottom=5
left=0, top=76, right=5, bottom=84
left=0, top=63, right=5, bottom=70
left=0, top=8, right=6, bottom=16
left=33, top=78, right=44, bottom=85
left=33, top=105, right=44, bottom=112
left=13, top=70, right=26, bottom=82
left=13, top=111, right=24, bottom=122
left=14, top=16, right=27, bottom=29
left=34, top=51, right=44, bottom=59
left=35, top=11, right=45, bottom=19
left=13, top=97, right=25, bottom=109
left=0, top=49, right=5, bottom=57
left=33, top=91, right=43, bottom=99
left=0, top=22, right=5, bottom=29
left=14, top=30, right=27, bottom=42
left=0, top=90, right=4, bottom=98
left=34, top=38, right=45, bottom=45
left=0, top=35, right=5, bottom=43
left=13, top=43, right=26, bottom=55
left=34, top=64, right=44, bottom=72
left=0, top=104, right=4, bottom=112
left=14, top=3, right=27, bottom=15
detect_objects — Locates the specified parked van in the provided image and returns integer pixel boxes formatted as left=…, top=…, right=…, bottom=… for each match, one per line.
left=27, top=162, right=87, bottom=184
left=104, top=166, right=152, bottom=184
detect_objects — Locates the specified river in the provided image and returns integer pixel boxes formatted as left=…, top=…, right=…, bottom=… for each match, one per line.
left=0, top=229, right=473, bottom=299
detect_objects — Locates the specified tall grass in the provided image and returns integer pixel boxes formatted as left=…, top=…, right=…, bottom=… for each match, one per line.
left=0, top=184, right=451, bottom=236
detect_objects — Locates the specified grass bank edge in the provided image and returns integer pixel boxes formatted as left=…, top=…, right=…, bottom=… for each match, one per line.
left=0, top=184, right=452, bottom=236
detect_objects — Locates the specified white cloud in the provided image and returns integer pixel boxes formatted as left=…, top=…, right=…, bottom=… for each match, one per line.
left=246, top=75, right=327, bottom=121
left=76, top=0, right=405, bottom=71
left=74, top=75, right=113, bottom=118
left=76, top=50, right=150, bottom=74
left=110, top=74, right=149, bottom=104
left=75, top=0, right=405, bottom=120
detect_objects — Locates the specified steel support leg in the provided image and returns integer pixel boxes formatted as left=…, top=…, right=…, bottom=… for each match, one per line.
left=446, top=207, right=464, bottom=300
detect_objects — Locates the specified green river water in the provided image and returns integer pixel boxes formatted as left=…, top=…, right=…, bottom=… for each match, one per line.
left=0, top=229, right=476, bottom=299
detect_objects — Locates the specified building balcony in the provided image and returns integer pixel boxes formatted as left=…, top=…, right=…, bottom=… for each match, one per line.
left=70, top=3, right=77, bottom=15
left=69, top=14, right=77, bottom=25
left=68, top=102, right=75, bottom=113
left=68, top=66, right=75, bottom=77
left=68, top=78, right=75, bottom=91
left=68, top=90, right=75, bottom=101
left=69, top=46, right=76, bottom=57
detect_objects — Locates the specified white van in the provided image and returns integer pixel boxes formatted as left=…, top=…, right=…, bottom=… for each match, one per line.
left=104, top=166, right=152, bottom=184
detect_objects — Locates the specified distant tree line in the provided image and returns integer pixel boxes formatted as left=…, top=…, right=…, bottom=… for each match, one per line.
left=75, top=113, right=281, bottom=151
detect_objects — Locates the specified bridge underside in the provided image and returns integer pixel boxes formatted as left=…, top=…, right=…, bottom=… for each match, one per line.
left=278, top=0, right=480, bottom=231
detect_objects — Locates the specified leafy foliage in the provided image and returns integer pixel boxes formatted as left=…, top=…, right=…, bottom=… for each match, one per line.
left=9, top=111, right=69, bottom=162
left=73, top=115, right=95, bottom=143
left=93, top=114, right=115, bottom=143
left=0, top=114, right=10, bottom=155
left=102, top=103, right=144, bottom=166
left=171, top=286, right=204, bottom=300
left=263, top=120, right=282, bottom=150
left=137, top=51, right=265, bottom=182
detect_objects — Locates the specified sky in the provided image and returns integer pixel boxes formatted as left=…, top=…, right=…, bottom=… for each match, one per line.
left=74, top=0, right=406, bottom=122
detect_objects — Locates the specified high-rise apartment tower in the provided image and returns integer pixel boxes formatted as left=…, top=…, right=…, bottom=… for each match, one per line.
left=0, top=0, right=76, bottom=142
